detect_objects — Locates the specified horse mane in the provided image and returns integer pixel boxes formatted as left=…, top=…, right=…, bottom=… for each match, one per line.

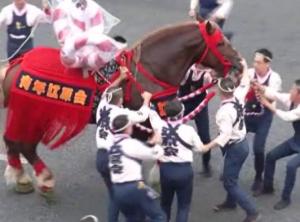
left=130, top=21, right=199, bottom=49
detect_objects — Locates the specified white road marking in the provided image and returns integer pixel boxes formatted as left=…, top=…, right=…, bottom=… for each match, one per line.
left=0, top=154, right=28, bottom=164
left=80, top=215, right=99, bottom=222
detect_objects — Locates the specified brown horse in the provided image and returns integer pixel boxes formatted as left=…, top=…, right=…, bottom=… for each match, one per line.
left=1, top=20, right=242, bottom=201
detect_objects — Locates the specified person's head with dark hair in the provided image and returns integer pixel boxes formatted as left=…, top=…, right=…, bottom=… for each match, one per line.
left=295, top=79, right=300, bottom=89
left=165, top=99, right=185, bottom=120
left=217, top=77, right=236, bottom=98
left=289, top=79, right=300, bottom=104
left=253, top=48, right=273, bottom=77
left=255, top=48, right=273, bottom=62
left=105, top=86, right=124, bottom=106
left=111, top=114, right=133, bottom=135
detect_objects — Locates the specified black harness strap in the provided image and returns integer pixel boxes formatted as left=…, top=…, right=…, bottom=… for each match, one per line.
left=222, top=98, right=245, bottom=130
left=162, top=123, right=194, bottom=150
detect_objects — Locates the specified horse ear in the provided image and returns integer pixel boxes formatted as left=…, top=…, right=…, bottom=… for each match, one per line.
left=205, top=21, right=215, bottom=35
left=196, top=14, right=205, bottom=23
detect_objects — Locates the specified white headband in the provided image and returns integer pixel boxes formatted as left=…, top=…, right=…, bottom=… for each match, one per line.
left=112, top=119, right=132, bottom=133
left=106, top=87, right=122, bottom=103
left=168, top=104, right=185, bottom=121
left=255, top=52, right=272, bottom=62
left=217, top=78, right=236, bottom=93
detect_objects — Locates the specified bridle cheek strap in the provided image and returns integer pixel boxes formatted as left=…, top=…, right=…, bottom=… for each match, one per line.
left=197, top=22, right=233, bottom=77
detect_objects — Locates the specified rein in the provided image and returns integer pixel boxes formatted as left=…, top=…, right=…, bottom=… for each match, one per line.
left=97, top=21, right=236, bottom=132
left=135, top=91, right=216, bottom=133
left=116, top=50, right=178, bottom=102
left=113, top=21, right=232, bottom=104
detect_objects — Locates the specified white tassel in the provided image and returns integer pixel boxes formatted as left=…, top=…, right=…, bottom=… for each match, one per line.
left=4, top=165, right=20, bottom=185
left=4, top=165, right=32, bottom=186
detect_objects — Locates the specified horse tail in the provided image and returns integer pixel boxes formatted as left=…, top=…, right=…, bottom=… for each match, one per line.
left=80, top=215, right=99, bottom=222
left=0, top=64, right=8, bottom=108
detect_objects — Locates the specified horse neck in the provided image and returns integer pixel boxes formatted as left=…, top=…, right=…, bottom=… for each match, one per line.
left=137, top=22, right=205, bottom=87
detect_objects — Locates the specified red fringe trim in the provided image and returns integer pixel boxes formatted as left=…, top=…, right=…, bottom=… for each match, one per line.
left=4, top=47, right=97, bottom=149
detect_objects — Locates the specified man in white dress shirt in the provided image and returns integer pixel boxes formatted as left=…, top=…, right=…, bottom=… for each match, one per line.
left=254, top=79, right=300, bottom=210
left=95, top=70, right=152, bottom=222
left=0, top=0, right=50, bottom=62
left=149, top=100, right=207, bottom=222
left=202, top=60, right=260, bottom=222
left=109, top=114, right=166, bottom=222
left=244, top=48, right=282, bottom=195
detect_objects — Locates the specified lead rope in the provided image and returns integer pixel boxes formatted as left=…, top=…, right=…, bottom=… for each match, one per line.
left=0, top=0, right=52, bottom=63
left=96, top=66, right=218, bottom=133
left=135, top=91, right=216, bottom=133
left=0, top=22, right=40, bottom=63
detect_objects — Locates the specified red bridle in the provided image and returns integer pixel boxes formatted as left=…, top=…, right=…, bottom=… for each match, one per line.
left=197, top=22, right=233, bottom=77
left=114, top=21, right=235, bottom=104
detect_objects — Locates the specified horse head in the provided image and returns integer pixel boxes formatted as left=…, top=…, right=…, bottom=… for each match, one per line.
left=195, top=17, right=243, bottom=84
left=113, top=20, right=244, bottom=110
left=135, top=19, right=243, bottom=91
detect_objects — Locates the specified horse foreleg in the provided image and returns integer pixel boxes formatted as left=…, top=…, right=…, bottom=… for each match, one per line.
left=3, top=138, right=34, bottom=193
left=20, top=143, right=55, bottom=194
left=33, top=159, right=55, bottom=193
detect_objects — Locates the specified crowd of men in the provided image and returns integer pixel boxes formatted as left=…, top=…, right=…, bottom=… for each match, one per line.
left=94, top=52, right=300, bottom=222
left=1, top=1, right=300, bottom=222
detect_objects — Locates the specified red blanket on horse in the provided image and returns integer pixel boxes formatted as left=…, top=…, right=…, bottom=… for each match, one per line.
left=5, top=47, right=97, bottom=149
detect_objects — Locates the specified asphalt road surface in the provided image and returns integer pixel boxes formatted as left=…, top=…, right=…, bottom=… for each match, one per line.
left=1, top=0, right=300, bottom=222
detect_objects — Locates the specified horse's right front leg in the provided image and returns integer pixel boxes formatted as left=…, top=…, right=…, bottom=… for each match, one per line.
left=21, top=143, right=56, bottom=203
left=4, top=138, right=34, bottom=194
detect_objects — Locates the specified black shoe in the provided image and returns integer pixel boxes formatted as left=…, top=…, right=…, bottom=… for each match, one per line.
left=200, top=165, right=212, bottom=178
left=219, top=173, right=224, bottom=181
left=273, top=199, right=291, bottom=210
left=251, top=180, right=263, bottom=197
left=243, top=213, right=261, bottom=222
left=254, top=186, right=274, bottom=197
left=262, top=186, right=274, bottom=194
left=213, top=202, right=237, bottom=212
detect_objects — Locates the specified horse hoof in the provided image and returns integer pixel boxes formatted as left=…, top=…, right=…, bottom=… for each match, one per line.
left=14, top=182, right=35, bottom=194
left=40, top=190, right=57, bottom=205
